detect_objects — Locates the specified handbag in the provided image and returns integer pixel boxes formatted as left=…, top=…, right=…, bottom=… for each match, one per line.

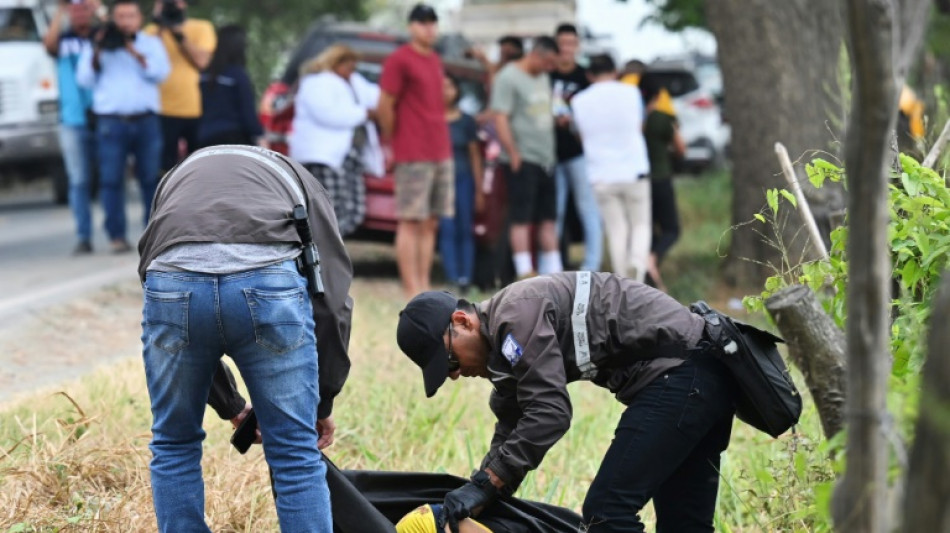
left=689, top=301, right=803, bottom=438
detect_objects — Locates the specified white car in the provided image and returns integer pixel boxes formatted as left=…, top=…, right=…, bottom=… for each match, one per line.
left=647, top=56, right=730, bottom=174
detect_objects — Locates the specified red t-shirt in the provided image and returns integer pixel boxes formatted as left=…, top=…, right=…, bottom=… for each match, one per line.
left=379, top=44, right=451, bottom=163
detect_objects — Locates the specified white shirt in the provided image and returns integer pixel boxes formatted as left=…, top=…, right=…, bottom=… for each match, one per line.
left=571, top=80, right=650, bottom=184
left=289, top=71, right=380, bottom=170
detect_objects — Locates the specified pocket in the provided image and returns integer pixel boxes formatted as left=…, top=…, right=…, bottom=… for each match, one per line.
left=143, top=289, right=191, bottom=354
left=676, top=366, right=708, bottom=437
left=244, top=287, right=308, bottom=355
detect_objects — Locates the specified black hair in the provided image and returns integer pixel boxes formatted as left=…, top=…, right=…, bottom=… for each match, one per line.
left=111, top=0, right=139, bottom=10
left=532, top=35, right=559, bottom=55
left=639, top=73, right=663, bottom=104
left=498, top=35, right=524, bottom=53
left=444, top=73, right=462, bottom=106
left=555, top=23, right=577, bottom=36
left=587, top=54, right=616, bottom=76
left=206, top=25, right=247, bottom=77
left=623, top=59, right=646, bottom=75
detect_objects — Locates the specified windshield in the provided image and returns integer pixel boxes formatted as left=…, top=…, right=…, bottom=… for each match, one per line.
left=0, top=8, right=40, bottom=42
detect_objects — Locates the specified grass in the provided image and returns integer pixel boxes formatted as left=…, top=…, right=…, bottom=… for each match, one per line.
left=0, top=168, right=838, bottom=532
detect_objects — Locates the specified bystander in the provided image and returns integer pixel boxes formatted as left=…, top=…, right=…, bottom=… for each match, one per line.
left=43, top=0, right=98, bottom=255
left=76, top=0, right=169, bottom=253
left=490, top=36, right=561, bottom=279
left=145, top=0, right=216, bottom=171
left=378, top=3, right=453, bottom=298
left=196, top=25, right=262, bottom=148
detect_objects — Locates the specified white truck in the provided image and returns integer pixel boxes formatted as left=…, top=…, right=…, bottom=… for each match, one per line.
left=0, top=0, right=66, bottom=203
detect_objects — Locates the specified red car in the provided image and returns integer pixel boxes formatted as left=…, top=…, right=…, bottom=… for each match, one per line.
left=258, top=22, right=492, bottom=242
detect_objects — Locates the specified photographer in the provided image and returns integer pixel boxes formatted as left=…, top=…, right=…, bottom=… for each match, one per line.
left=76, top=0, right=170, bottom=253
left=145, top=0, right=216, bottom=171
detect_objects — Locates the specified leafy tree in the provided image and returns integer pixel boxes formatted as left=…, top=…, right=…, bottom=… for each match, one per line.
left=642, top=0, right=706, bottom=31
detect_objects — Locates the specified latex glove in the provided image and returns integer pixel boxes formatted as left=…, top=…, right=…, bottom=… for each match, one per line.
left=441, top=477, right=497, bottom=533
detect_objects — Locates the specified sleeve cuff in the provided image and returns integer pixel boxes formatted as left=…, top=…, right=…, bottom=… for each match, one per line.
left=317, top=396, right=334, bottom=420
left=485, top=456, right=520, bottom=495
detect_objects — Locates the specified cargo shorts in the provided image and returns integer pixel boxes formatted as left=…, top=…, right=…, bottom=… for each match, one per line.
left=394, top=160, right=455, bottom=220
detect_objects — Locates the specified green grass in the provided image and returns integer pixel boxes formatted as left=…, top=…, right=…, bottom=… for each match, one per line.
left=0, top=168, right=839, bottom=531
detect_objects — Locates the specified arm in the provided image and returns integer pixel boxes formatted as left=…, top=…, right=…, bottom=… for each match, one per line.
left=42, top=6, right=64, bottom=57
left=377, top=54, right=404, bottom=143
left=139, top=36, right=171, bottom=83
left=166, top=20, right=214, bottom=71
left=298, top=76, right=368, bottom=129
left=671, top=122, right=686, bottom=157
left=493, top=113, right=521, bottom=172
left=489, top=72, right=521, bottom=171
left=207, top=361, right=248, bottom=420
left=376, top=91, right=397, bottom=143
left=469, top=140, right=485, bottom=211
left=75, top=45, right=96, bottom=88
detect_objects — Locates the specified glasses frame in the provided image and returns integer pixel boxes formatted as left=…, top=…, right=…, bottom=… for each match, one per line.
left=445, top=324, right=460, bottom=372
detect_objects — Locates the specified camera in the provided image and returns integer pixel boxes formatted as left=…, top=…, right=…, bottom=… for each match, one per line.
left=98, top=21, right=129, bottom=50
left=157, top=0, right=185, bottom=27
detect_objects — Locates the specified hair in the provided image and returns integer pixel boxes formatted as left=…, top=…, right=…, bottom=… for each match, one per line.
left=498, top=35, right=524, bottom=53
left=555, top=23, right=578, bottom=36
left=205, top=25, right=246, bottom=77
left=301, top=43, right=359, bottom=76
left=532, top=35, right=559, bottom=56
left=111, top=0, right=139, bottom=11
left=587, top=54, right=616, bottom=76
left=623, top=59, right=646, bottom=76
left=639, top=73, right=663, bottom=104
left=444, top=73, right=462, bottom=106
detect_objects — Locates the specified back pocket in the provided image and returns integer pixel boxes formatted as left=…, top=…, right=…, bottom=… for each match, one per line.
left=144, top=289, right=191, bottom=354
left=244, top=287, right=307, bottom=355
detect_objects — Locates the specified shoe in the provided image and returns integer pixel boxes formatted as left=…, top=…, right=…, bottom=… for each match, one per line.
left=72, top=241, right=93, bottom=256
left=110, top=239, right=133, bottom=254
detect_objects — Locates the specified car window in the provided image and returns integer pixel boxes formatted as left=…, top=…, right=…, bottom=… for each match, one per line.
left=647, top=71, right=700, bottom=98
left=0, top=8, right=40, bottom=42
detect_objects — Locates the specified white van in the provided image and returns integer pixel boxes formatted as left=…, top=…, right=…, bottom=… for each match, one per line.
left=0, top=0, right=65, bottom=202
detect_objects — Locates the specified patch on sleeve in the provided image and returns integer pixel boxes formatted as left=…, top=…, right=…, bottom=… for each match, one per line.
left=501, top=333, right=524, bottom=366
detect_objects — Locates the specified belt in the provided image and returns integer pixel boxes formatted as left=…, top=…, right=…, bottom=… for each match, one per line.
left=96, top=112, right=154, bottom=122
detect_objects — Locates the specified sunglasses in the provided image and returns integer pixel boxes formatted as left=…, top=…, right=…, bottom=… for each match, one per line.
left=446, top=324, right=460, bottom=372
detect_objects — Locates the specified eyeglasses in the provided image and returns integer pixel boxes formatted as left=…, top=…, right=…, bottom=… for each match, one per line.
left=446, top=324, right=460, bottom=373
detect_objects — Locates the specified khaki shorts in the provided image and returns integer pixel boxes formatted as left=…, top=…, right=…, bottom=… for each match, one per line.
left=394, top=160, right=455, bottom=220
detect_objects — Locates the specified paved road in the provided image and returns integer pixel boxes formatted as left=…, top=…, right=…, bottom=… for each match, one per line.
left=0, top=185, right=145, bottom=326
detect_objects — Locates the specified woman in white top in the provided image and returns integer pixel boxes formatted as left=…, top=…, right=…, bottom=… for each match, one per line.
left=571, top=54, right=652, bottom=282
left=289, top=44, right=381, bottom=236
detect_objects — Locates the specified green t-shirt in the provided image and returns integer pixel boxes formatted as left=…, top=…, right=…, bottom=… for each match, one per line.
left=644, top=110, right=677, bottom=179
left=490, top=63, right=556, bottom=168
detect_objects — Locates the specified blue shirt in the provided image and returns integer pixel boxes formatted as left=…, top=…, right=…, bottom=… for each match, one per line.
left=76, top=31, right=170, bottom=115
left=55, top=30, right=94, bottom=127
left=198, top=64, right=263, bottom=142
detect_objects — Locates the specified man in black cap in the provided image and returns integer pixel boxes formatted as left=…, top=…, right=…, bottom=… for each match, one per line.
left=397, top=272, right=737, bottom=533
left=378, top=3, right=454, bottom=298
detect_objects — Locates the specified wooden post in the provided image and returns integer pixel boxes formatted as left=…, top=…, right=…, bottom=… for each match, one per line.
left=775, top=142, right=830, bottom=260
left=923, top=118, right=950, bottom=170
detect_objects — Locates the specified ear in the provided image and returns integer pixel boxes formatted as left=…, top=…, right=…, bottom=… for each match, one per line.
left=451, top=309, right=475, bottom=332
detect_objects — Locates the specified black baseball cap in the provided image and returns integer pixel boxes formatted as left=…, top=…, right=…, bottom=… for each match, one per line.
left=397, top=291, right=457, bottom=397
left=408, top=3, right=438, bottom=23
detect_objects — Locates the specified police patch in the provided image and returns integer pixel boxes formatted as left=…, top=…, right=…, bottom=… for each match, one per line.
left=501, top=333, right=524, bottom=365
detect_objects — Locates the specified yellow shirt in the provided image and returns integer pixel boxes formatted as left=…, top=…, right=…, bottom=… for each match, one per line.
left=620, top=73, right=677, bottom=117
left=145, top=19, right=216, bottom=118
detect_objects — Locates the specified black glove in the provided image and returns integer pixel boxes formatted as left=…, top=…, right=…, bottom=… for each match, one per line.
left=441, top=471, right=498, bottom=533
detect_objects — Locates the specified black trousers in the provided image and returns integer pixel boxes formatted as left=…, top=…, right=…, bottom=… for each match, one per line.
left=650, top=177, right=681, bottom=262
left=160, top=115, right=200, bottom=171
left=582, top=356, right=736, bottom=533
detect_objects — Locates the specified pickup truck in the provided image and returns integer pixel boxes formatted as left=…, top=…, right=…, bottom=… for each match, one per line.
left=0, top=0, right=66, bottom=203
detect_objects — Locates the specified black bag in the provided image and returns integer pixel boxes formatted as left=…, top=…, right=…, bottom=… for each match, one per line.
left=689, top=301, right=802, bottom=438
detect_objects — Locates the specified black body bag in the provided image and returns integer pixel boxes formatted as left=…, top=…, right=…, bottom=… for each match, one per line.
left=689, top=301, right=802, bottom=438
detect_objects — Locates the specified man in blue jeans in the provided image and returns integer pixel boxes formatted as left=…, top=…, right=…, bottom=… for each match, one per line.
left=138, top=145, right=354, bottom=532
left=43, top=0, right=98, bottom=255
left=77, top=0, right=169, bottom=253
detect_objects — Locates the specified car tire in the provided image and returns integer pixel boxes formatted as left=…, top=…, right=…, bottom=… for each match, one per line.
left=51, top=161, right=68, bottom=205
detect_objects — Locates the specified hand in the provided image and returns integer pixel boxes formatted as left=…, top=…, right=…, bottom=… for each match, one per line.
left=441, top=477, right=498, bottom=533
left=317, top=416, right=336, bottom=449
left=383, top=144, right=395, bottom=173
left=230, top=403, right=262, bottom=444
left=509, top=151, right=522, bottom=174
left=474, top=192, right=486, bottom=214
left=366, top=108, right=379, bottom=122
left=555, top=115, right=571, bottom=128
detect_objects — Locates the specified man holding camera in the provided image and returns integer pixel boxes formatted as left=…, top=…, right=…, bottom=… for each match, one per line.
left=77, top=0, right=169, bottom=253
left=145, top=0, right=216, bottom=171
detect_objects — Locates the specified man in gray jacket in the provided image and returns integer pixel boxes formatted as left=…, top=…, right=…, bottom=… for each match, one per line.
left=138, top=145, right=353, bottom=533
left=397, top=272, right=736, bottom=532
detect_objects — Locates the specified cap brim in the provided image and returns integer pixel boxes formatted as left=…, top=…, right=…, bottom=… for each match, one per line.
left=420, top=342, right=450, bottom=397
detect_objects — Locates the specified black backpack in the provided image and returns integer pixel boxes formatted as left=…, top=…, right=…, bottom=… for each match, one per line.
left=690, top=301, right=803, bottom=438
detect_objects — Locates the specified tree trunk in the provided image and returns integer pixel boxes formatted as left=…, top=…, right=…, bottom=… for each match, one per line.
left=765, top=285, right=846, bottom=440
left=901, top=276, right=950, bottom=532
left=833, top=1, right=899, bottom=531
left=707, top=0, right=846, bottom=288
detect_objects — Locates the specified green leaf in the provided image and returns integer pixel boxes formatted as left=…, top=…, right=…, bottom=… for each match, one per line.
left=767, top=188, right=779, bottom=215
left=754, top=213, right=766, bottom=223
left=902, top=172, right=921, bottom=196
left=780, top=189, right=798, bottom=207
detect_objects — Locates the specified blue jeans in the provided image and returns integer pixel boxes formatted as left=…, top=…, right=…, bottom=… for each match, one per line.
left=142, top=261, right=331, bottom=533
left=58, top=124, right=96, bottom=243
left=555, top=155, right=602, bottom=271
left=582, top=357, right=736, bottom=532
left=439, top=170, right=475, bottom=285
left=97, top=114, right=162, bottom=240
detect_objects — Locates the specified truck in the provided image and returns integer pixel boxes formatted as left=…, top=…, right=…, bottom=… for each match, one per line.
left=0, top=0, right=66, bottom=203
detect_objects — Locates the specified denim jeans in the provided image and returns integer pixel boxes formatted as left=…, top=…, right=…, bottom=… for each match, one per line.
left=582, top=356, right=736, bottom=533
left=555, top=155, right=602, bottom=271
left=97, top=114, right=162, bottom=240
left=58, top=124, right=96, bottom=243
left=142, top=261, right=331, bottom=533
left=439, top=169, right=475, bottom=285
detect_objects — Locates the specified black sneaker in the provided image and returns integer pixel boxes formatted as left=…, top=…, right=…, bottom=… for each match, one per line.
left=110, top=239, right=133, bottom=254
left=72, top=241, right=93, bottom=256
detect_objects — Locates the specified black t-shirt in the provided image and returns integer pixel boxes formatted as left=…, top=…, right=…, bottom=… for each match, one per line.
left=550, top=65, right=589, bottom=162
